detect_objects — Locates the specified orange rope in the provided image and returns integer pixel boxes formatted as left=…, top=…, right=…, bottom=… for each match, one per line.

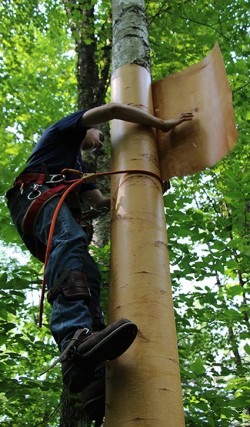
left=38, top=169, right=163, bottom=327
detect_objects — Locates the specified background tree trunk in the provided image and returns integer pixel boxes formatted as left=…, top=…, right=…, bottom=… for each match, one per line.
left=60, top=1, right=112, bottom=425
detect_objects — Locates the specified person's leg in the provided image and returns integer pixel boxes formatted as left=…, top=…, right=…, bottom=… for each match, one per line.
left=34, top=193, right=103, bottom=350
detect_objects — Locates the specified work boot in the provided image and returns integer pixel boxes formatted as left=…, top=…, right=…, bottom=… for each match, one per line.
left=61, top=318, right=137, bottom=393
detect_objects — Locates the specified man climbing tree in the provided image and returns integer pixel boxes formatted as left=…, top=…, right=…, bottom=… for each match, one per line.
left=6, top=102, right=193, bottom=423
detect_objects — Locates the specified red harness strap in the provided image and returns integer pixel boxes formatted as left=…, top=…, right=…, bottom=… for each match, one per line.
left=15, top=173, right=47, bottom=186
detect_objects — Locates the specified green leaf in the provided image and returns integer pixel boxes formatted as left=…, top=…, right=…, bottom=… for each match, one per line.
left=244, top=343, right=250, bottom=356
left=191, top=357, right=206, bottom=375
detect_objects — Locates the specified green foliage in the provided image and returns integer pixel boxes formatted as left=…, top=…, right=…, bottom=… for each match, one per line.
left=164, top=155, right=249, bottom=425
left=0, top=0, right=249, bottom=426
left=0, top=265, right=62, bottom=426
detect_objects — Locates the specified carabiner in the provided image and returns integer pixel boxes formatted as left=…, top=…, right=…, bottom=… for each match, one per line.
left=46, top=174, right=65, bottom=184
left=27, top=183, right=42, bottom=200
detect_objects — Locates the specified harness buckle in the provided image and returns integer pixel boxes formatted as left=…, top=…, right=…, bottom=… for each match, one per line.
left=46, top=174, right=65, bottom=184
left=27, top=183, right=42, bottom=200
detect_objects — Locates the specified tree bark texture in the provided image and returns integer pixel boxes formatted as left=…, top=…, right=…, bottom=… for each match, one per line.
left=112, top=0, right=151, bottom=72
left=106, top=1, right=185, bottom=426
left=60, top=2, right=112, bottom=425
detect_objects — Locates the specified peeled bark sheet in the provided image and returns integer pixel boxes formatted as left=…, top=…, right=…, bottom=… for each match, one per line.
left=152, top=43, right=237, bottom=179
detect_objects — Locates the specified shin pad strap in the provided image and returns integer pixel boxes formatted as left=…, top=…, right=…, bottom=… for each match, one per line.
left=47, top=270, right=91, bottom=304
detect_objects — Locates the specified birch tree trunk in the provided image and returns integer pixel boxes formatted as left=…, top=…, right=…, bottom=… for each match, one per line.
left=106, top=1, right=185, bottom=426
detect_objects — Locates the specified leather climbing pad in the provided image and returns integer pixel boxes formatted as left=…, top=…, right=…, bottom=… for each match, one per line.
left=152, top=42, right=238, bottom=179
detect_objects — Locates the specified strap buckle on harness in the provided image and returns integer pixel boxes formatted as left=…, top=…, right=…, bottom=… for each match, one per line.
left=27, top=183, right=42, bottom=200
left=46, top=174, right=65, bottom=184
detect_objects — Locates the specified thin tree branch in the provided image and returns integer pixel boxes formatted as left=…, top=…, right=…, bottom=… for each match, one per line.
left=33, top=400, right=62, bottom=426
left=233, top=81, right=250, bottom=93
left=147, top=0, right=193, bottom=26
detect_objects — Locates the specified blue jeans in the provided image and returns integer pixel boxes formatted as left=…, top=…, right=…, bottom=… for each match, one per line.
left=7, top=183, right=103, bottom=351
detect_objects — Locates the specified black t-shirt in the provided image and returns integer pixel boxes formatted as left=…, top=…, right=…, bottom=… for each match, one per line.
left=22, top=111, right=95, bottom=192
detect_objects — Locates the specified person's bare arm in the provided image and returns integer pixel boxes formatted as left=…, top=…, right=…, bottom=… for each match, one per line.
left=80, top=102, right=193, bottom=132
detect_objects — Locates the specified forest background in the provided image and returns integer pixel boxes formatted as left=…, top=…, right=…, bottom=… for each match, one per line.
left=0, top=0, right=249, bottom=426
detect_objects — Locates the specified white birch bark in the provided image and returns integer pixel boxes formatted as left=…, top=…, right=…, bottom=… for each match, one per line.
left=112, top=0, right=150, bottom=72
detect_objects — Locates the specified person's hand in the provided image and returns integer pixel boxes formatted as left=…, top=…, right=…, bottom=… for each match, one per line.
left=81, top=189, right=110, bottom=210
left=161, top=112, right=194, bottom=132
left=95, top=196, right=111, bottom=210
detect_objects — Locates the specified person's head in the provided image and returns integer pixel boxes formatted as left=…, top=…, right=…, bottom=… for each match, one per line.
left=82, top=128, right=104, bottom=152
